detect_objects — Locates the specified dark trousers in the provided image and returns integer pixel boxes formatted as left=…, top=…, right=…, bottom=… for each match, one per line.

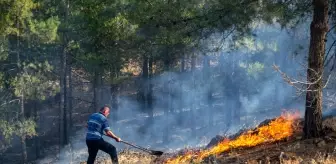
left=86, top=139, right=118, bottom=164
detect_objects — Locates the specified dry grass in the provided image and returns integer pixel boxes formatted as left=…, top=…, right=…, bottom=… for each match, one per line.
left=80, top=150, right=157, bottom=164
left=118, top=150, right=157, bottom=164
left=86, top=137, right=336, bottom=164
left=82, top=117, right=336, bottom=164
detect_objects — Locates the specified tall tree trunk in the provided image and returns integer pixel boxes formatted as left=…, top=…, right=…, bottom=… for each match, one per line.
left=59, top=44, right=68, bottom=146
left=231, top=59, right=241, bottom=125
left=93, top=70, right=104, bottom=112
left=191, top=54, right=196, bottom=137
left=142, top=55, right=153, bottom=136
left=142, top=55, right=149, bottom=112
left=111, top=83, right=119, bottom=121
left=62, top=42, right=68, bottom=146
left=59, top=54, right=65, bottom=156
left=59, top=48, right=65, bottom=149
left=13, top=7, right=27, bottom=162
left=303, top=0, right=328, bottom=139
left=20, top=94, right=27, bottom=163
left=111, top=68, right=119, bottom=123
left=203, top=55, right=213, bottom=126
left=148, top=56, right=154, bottom=120
left=163, top=49, right=170, bottom=143
left=59, top=0, right=69, bottom=149
left=181, top=54, right=185, bottom=72
left=93, top=70, right=99, bottom=112
left=67, top=52, right=73, bottom=163
left=219, top=54, right=231, bottom=126
left=178, top=54, right=185, bottom=123
left=15, top=15, right=27, bottom=163
left=34, top=99, right=40, bottom=159
left=99, top=75, right=104, bottom=106
left=60, top=0, right=71, bottom=160
left=67, top=57, right=73, bottom=132
left=100, top=75, right=104, bottom=105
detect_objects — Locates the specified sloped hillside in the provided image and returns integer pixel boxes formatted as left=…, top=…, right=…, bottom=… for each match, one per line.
left=81, top=115, right=336, bottom=164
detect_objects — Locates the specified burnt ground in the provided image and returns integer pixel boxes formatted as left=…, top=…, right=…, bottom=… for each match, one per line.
left=82, top=116, right=336, bottom=164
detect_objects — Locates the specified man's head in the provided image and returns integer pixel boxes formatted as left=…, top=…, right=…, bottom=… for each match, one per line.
left=99, top=105, right=110, bottom=117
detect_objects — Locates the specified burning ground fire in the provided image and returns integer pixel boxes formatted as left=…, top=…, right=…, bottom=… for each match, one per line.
left=164, top=111, right=301, bottom=164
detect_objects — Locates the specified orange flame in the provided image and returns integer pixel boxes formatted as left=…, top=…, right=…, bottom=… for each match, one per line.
left=165, top=111, right=301, bottom=164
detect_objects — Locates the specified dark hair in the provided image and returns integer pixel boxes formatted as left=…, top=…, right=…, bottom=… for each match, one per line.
left=100, top=105, right=110, bottom=112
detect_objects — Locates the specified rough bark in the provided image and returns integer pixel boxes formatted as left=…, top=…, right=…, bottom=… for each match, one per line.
left=303, top=0, right=328, bottom=139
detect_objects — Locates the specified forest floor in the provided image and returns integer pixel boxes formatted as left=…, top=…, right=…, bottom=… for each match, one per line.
left=80, top=116, right=336, bottom=164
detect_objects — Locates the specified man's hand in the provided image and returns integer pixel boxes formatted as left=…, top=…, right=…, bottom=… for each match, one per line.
left=115, top=137, right=121, bottom=142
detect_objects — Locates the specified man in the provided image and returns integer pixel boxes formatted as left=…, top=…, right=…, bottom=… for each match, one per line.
left=86, top=105, right=121, bottom=164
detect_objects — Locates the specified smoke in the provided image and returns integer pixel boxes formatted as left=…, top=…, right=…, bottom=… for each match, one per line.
left=37, top=22, right=322, bottom=163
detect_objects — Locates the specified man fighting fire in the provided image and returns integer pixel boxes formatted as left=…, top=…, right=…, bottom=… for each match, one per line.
left=86, top=105, right=121, bottom=164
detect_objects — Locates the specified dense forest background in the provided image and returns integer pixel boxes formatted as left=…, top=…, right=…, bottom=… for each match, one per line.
left=0, top=0, right=336, bottom=163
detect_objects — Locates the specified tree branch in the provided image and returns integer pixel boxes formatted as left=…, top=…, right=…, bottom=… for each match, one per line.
left=324, top=39, right=336, bottom=67
left=153, top=0, right=258, bottom=28
left=272, top=64, right=331, bottom=94
left=326, top=24, right=336, bottom=36
left=0, top=99, right=20, bottom=107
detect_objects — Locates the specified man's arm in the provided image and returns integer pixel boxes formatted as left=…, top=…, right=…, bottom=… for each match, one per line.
left=102, top=119, right=121, bottom=142
left=105, top=130, right=121, bottom=142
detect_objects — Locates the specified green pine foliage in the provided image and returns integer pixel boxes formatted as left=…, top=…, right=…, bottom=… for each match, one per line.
left=0, top=0, right=335, bottom=162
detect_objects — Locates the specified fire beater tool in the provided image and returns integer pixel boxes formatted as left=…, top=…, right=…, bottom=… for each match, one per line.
left=104, top=134, right=163, bottom=156
left=120, top=140, right=164, bottom=156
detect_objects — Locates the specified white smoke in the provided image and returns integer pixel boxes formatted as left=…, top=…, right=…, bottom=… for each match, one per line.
left=36, top=22, right=317, bottom=164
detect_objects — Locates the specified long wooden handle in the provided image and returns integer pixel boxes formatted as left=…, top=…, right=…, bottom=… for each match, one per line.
left=103, top=134, right=162, bottom=155
left=121, top=140, right=151, bottom=153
